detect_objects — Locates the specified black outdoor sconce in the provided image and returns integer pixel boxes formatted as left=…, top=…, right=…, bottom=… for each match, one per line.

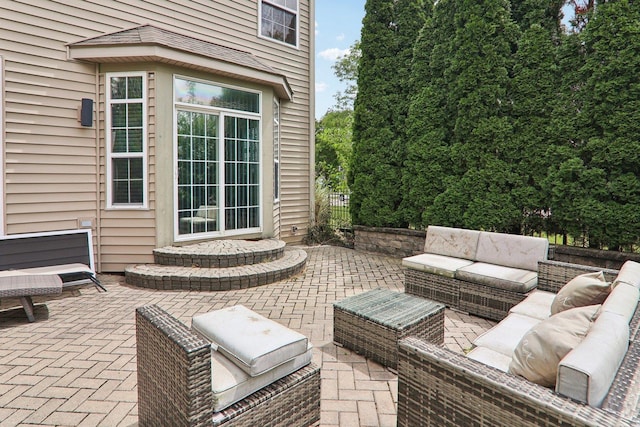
left=80, top=98, right=93, bottom=127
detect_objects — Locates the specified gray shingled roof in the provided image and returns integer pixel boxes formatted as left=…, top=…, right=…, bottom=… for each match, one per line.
left=69, top=24, right=277, bottom=75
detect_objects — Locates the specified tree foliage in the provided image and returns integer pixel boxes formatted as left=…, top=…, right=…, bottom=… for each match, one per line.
left=571, top=0, right=640, bottom=249
left=315, top=110, right=353, bottom=192
left=348, top=0, right=640, bottom=250
left=349, top=0, right=427, bottom=227
left=331, top=41, right=361, bottom=111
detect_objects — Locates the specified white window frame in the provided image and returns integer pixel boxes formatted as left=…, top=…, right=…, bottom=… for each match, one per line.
left=173, top=75, right=263, bottom=241
left=273, top=99, right=280, bottom=203
left=105, top=71, right=148, bottom=209
left=259, top=0, right=299, bottom=48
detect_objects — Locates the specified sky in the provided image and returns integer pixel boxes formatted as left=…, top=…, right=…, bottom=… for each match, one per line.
left=314, top=0, right=366, bottom=119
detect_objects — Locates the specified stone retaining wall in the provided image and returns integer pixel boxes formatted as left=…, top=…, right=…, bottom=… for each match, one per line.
left=354, top=225, right=640, bottom=270
left=353, top=226, right=425, bottom=258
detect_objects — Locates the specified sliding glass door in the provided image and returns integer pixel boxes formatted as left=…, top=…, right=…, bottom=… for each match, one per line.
left=175, top=76, right=261, bottom=238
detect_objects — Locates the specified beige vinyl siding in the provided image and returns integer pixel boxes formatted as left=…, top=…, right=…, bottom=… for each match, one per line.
left=2, top=10, right=98, bottom=239
left=1, top=0, right=313, bottom=269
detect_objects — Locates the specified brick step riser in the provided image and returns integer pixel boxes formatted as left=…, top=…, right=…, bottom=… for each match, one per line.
left=125, top=248, right=307, bottom=291
left=125, top=263, right=306, bottom=291
left=153, top=248, right=285, bottom=268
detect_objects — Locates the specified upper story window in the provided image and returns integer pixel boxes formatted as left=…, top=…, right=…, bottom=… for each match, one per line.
left=106, top=72, right=147, bottom=208
left=260, top=0, right=298, bottom=47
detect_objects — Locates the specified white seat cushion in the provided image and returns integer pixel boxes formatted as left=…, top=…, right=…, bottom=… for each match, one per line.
left=557, top=311, right=629, bottom=407
left=192, top=305, right=308, bottom=376
left=473, top=313, right=541, bottom=356
left=402, top=253, right=474, bottom=278
left=467, top=346, right=512, bottom=372
left=196, top=205, right=217, bottom=219
left=211, top=344, right=313, bottom=412
left=456, top=262, right=538, bottom=293
left=509, top=290, right=555, bottom=320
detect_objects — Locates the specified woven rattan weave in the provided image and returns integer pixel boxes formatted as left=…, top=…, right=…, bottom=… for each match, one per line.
left=397, top=261, right=640, bottom=426
left=136, top=305, right=321, bottom=427
left=333, top=288, right=444, bottom=370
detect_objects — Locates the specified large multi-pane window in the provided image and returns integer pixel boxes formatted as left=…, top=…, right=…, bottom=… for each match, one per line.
left=260, top=0, right=298, bottom=47
left=106, top=72, right=147, bottom=208
left=175, top=77, right=261, bottom=237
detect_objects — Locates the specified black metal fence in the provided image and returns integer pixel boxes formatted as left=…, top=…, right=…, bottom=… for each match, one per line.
left=328, top=192, right=351, bottom=231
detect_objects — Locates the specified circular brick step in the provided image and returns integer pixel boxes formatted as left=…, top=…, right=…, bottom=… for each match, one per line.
left=153, top=238, right=286, bottom=268
left=125, top=248, right=307, bottom=291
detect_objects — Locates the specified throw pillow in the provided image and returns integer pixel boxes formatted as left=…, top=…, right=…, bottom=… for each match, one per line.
left=550, top=271, right=611, bottom=315
left=508, top=304, right=600, bottom=388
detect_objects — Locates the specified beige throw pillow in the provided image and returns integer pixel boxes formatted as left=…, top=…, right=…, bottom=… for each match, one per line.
left=550, top=271, right=611, bottom=315
left=509, top=304, right=600, bottom=387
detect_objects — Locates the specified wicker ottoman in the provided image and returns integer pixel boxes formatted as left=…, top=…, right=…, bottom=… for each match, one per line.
left=333, top=288, right=445, bottom=370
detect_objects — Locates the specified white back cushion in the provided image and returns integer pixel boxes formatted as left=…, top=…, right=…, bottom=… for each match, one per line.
left=424, top=226, right=480, bottom=260
left=602, top=282, right=639, bottom=323
left=614, top=260, right=640, bottom=288
left=475, top=232, right=548, bottom=271
left=557, top=311, right=629, bottom=407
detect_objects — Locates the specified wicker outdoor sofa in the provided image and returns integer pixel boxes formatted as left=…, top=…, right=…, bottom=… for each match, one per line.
left=403, top=226, right=550, bottom=321
left=397, top=260, right=640, bottom=427
left=136, top=305, right=321, bottom=427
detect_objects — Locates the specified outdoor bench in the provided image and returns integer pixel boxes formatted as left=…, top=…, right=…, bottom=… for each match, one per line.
left=0, top=229, right=105, bottom=291
left=402, top=225, right=549, bottom=321
left=397, top=259, right=640, bottom=427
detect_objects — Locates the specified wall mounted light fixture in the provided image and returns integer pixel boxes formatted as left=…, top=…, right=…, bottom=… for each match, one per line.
left=80, top=98, right=93, bottom=127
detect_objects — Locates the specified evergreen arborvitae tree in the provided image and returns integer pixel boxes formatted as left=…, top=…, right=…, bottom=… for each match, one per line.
left=545, top=31, right=588, bottom=243
left=574, top=0, right=640, bottom=249
left=425, top=0, right=521, bottom=232
left=510, top=24, right=560, bottom=235
left=511, top=0, right=564, bottom=38
left=349, top=0, right=398, bottom=227
left=401, top=0, right=452, bottom=227
left=349, top=0, right=425, bottom=227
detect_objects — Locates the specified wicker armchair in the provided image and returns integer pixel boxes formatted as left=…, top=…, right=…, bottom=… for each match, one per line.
left=397, top=260, right=640, bottom=427
left=136, top=305, right=321, bottom=427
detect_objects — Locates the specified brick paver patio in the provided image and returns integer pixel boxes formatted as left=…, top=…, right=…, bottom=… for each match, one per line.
left=0, top=245, right=494, bottom=426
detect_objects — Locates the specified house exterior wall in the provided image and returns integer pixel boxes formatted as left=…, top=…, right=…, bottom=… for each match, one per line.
left=0, top=1, right=314, bottom=272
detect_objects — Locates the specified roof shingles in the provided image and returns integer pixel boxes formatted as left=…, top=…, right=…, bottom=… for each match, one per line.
left=70, top=24, right=277, bottom=74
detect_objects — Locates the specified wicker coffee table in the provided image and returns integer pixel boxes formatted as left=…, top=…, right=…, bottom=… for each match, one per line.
left=333, top=288, right=445, bottom=370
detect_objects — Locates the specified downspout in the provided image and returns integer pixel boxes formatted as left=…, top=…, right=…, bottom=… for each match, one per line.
left=94, top=63, right=102, bottom=272
left=309, top=0, right=316, bottom=229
